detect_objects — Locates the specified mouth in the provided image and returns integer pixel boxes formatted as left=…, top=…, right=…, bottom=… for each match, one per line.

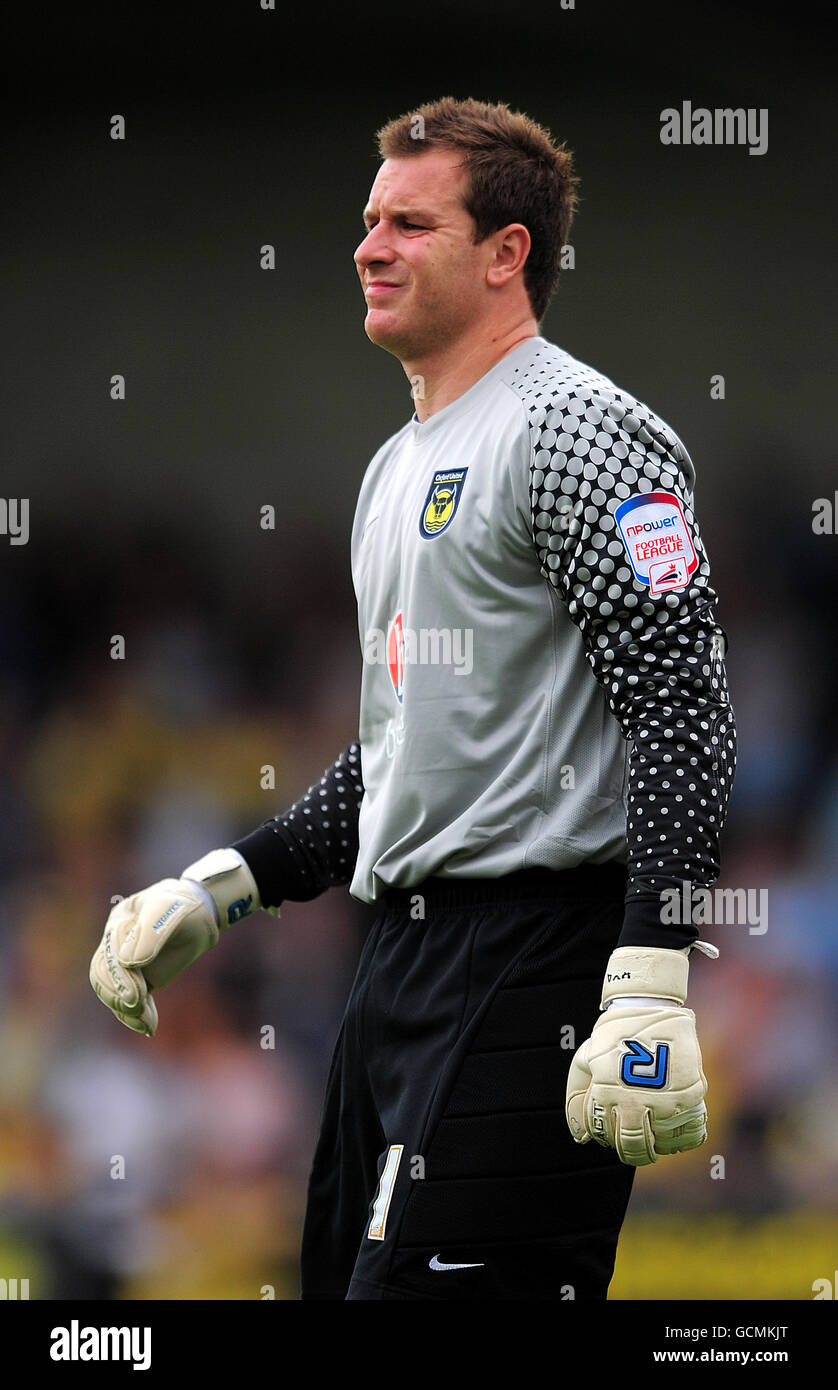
left=364, top=282, right=404, bottom=297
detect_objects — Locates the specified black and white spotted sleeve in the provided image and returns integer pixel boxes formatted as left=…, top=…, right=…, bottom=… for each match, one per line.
left=231, top=741, right=364, bottom=909
left=527, top=385, right=737, bottom=950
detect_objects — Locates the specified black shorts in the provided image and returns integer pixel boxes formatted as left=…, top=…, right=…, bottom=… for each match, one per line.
left=300, top=862, right=635, bottom=1301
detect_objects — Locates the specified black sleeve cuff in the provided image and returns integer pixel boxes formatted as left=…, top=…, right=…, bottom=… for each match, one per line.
left=231, top=741, right=364, bottom=910
left=231, top=822, right=324, bottom=909
left=617, top=890, right=701, bottom=951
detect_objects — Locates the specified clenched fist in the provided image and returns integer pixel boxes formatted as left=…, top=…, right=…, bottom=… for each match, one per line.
left=565, top=941, right=718, bottom=1166
left=90, top=848, right=263, bottom=1036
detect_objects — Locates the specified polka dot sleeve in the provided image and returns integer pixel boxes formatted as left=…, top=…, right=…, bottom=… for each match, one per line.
left=527, top=384, right=737, bottom=949
left=231, top=741, right=364, bottom=909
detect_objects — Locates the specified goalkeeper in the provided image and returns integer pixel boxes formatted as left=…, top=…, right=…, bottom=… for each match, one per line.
left=91, top=97, right=736, bottom=1301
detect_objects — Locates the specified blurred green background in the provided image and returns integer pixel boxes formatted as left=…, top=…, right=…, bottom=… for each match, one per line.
left=1, top=0, right=836, bottom=1300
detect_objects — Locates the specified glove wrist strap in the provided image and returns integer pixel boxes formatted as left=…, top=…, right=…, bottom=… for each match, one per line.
left=182, top=848, right=262, bottom=930
left=602, top=994, right=678, bottom=1010
left=601, top=939, right=718, bottom=1009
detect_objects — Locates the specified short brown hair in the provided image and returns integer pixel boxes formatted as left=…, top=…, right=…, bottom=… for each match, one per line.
left=375, top=96, right=579, bottom=322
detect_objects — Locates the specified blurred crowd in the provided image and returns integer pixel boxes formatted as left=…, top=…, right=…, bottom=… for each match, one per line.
left=1, top=480, right=836, bottom=1300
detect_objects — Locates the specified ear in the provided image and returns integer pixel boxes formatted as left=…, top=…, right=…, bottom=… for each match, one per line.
left=485, top=223, right=531, bottom=289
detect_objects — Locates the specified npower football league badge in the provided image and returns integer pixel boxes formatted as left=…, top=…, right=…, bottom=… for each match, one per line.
left=419, top=467, right=468, bottom=539
left=615, top=490, right=698, bottom=594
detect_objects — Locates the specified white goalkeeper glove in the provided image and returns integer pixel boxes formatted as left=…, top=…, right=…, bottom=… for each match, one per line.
left=565, top=940, right=718, bottom=1167
left=90, top=848, right=268, bottom=1037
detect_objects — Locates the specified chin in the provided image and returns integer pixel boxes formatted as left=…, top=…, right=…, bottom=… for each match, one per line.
left=364, top=311, right=413, bottom=356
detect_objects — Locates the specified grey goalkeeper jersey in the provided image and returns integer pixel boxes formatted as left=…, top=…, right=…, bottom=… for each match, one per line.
left=348, top=335, right=736, bottom=925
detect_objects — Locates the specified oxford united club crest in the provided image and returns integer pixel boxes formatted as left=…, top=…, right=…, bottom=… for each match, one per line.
left=419, top=467, right=468, bottom=539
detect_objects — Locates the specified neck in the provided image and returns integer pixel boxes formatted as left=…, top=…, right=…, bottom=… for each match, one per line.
left=405, top=317, right=539, bottom=422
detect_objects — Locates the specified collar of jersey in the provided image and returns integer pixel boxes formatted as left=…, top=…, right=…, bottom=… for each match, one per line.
left=408, top=334, right=548, bottom=441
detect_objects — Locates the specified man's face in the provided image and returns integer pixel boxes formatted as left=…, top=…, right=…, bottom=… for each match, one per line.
left=354, top=149, right=491, bottom=360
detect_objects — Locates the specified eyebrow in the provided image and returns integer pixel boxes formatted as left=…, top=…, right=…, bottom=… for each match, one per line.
left=362, top=206, right=436, bottom=228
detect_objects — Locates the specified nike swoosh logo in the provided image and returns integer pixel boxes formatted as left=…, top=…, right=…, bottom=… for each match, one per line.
left=429, top=1255, right=485, bottom=1271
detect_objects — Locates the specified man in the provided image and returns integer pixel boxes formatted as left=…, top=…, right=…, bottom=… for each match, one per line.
left=91, top=97, right=736, bottom=1300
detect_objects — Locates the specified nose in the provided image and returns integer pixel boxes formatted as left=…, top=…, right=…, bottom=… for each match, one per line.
left=354, top=222, right=395, bottom=272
